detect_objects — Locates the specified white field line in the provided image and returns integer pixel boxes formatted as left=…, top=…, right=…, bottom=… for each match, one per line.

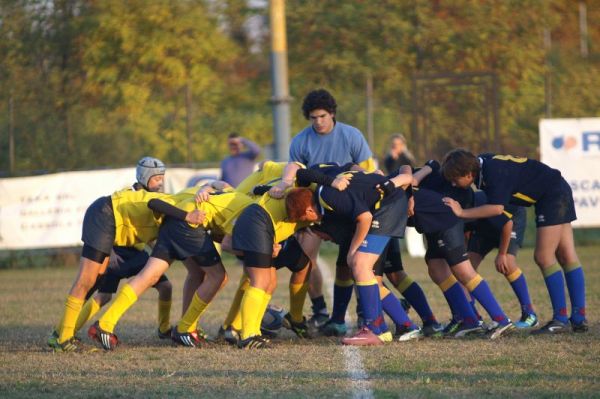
left=318, top=256, right=374, bottom=399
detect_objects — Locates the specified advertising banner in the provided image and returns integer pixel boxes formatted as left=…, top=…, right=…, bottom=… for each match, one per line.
left=540, top=118, right=600, bottom=228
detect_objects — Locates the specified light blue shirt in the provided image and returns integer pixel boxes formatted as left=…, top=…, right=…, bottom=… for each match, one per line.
left=289, top=122, right=372, bottom=167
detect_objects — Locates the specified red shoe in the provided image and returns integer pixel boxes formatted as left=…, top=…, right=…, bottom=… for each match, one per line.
left=341, top=327, right=384, bottom=346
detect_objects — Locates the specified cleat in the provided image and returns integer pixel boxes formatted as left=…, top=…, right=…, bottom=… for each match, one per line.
left=282, top=313, right=311, bottom=338
left=378, top=330, right=393, bottom=343
left=171, top=329, right=208, bottom=348
left=88, top=321, right=119, bottom=351
left=157, top=326, right=173, bottom=340
left=442, top=318, right=461, bottom=336
left=307, top=312, right=329, bottom=330
left=237, top=335, right=270, bottom=349
left=451, top=321, right=485, bottom=338
left=320, top=320, right=348, bottom=337
left=341, top=327, right=385, bottom=346
left=395, top=325, right=423, bottom=342
left=531, top=319, right=569, bottom=335
left=219, top=326, right=240, bottom=345
left=422, top=321, right=444, bottom=338
left=488, top=321, right=515, bottom=340
left=47, top=330, right=59, bottom=348
left=49, top=336, right=82, bottom=353
left=571, top=319, right=588, bottom=333
left=514, top=313, right=539, bottom=329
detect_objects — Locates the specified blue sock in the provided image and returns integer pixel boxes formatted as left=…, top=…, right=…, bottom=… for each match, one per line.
left=331, top=281, right=353, bottom=324
left=468, top=276, right=509, bottom=326
left=356, top=281, right=387, bottom=334
left=469, top=296, right=482, bottom=321
left=311, top=295, right=327, bottom=315
left=507, top=270, right=534, bottom=315
left=442, top=281, right=479, bottom=327
left=381, top=291, right=416, bottom=330
left=543, top=265, right=569, bottom=323
left=399, top=280, right=437, bottom=324
left=564, top=265, right=586, bottom=324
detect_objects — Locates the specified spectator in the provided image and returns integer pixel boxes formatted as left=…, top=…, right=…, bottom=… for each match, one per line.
left=220, top=133, right=261, bottom=187
left=383, top=134, right=416, bottom=174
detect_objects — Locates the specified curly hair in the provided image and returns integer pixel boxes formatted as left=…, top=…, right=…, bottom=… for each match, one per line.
left=301, top=89, right=337, bottom=119
left=441, top=149, right=480, bottom=181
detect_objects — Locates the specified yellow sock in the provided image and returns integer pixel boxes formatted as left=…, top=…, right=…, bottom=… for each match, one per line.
left=223, top=275, right=249, bottom=331
left=240, top=286, right=266, bottom=340
left=98, top=284, right=138, bottom=333
left=74, top=297, right=101, bottom=335
left=58, top=295, right=84, bottom=343
left=254, top=293, right=272, bottom=336
left=158, top=299, right=172, bottom=334
left=289, top=283, right=309, bottom=323
left=395, top=276, right=415, bottom=294
left=177, top=293, right=208, bottom=333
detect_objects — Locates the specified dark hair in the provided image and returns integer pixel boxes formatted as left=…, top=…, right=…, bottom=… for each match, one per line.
left=441, top=149, right=480, bottom=181
left=301, top=89, right=337, bottom=119
left=228, top=132, right=239, bottom=139
left=285, top=188, right=315, bottom=220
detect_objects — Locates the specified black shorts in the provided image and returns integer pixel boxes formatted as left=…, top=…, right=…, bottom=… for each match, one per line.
left=151, top=217, right=220, bottom=265
left=373, top=239, right=404, bottom=276
left=535, top=177, right=577, bottom=227
left=98, top=246, right=168, bottom=294
left=81, top=196, right=115, bottom=258
left=468, top=207, right=526, bottom=258
left=424, top=222, right=469, bottom=267
left=233, top=204, right=274, bottom=268
left=273, top=236, right=310, bottom=272
left=369, top=194, right=408, bottom=238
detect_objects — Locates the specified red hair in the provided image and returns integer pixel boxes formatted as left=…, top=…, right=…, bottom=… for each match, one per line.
left=285, top=188, right=315, bottom=220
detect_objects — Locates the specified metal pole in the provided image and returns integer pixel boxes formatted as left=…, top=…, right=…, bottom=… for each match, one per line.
left=269, top=0, right=291, bottom=161
left=365, top=72, right=375, bottom=151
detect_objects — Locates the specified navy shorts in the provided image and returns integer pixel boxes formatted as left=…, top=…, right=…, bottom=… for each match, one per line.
left=424, top=222, right=469, bottom=267
left=98, top=247, right=169, bottom=294
left=233, top=204, right=275, bottom=268
left=273, top=236, right=310, bottom=272
left=468, top=207, right=526, bottom=258
left=151, top=217, right=220, bottom=265
left=81, top=196, right=115, bottom=258
left=373, top=238, right=404, bottom=276
left=369, top=193, right=408, bottom=239
left=534, top=177, right=577, bottom=227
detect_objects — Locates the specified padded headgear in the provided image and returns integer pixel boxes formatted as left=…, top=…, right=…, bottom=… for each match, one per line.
left=136, top=157, right=166, bottom=188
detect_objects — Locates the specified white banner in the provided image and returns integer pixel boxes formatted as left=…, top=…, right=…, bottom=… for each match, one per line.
left=0, top=167, right=219, bottom=250
left=540, top=118, right=600, bottom=228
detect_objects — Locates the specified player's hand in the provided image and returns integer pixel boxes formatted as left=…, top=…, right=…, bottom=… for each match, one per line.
left=442, top=197, right=463, bottom=217
left=408, top=196, right=415, bottom=217
left=195, top=187, right=212, bottom=203
left=495, top=253, right=509, bottom=274
left=376, top=180, right=396, bottom=196
left=331, top=176, right=350, bottom=191
left=268, top=181, right=291, bottom=199
left=272, top=243, right=282, bottom=258
left=186, top=209, right=206, bottom=225
left=424, top=159, right=440, bottom=173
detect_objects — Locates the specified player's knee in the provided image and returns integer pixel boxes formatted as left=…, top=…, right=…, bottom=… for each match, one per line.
left=533, top=251, right=553, bottom=268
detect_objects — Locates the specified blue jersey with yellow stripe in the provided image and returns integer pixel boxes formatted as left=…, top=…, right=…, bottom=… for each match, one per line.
left=477, top=153, right=562, bottom=207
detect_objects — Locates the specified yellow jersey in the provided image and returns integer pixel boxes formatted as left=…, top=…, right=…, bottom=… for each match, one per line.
left=111, top=188, right=168, bottom=247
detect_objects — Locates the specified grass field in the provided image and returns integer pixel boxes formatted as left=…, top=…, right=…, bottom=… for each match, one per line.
left=1, top=244, right=599, bottom=398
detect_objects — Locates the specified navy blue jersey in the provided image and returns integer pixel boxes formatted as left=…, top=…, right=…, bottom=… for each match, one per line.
left=410, top=187, right=461, bottom=234
left=477, top=153, right=562, bottom=207
left=316, top=171, right=389, bottom=221
left=418, top=168, right=474, bottom=209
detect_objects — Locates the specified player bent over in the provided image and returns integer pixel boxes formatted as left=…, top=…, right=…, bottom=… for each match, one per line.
left=467, top=192, right=538, bottom=329
left=442, top=150, right=587, bottom=334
